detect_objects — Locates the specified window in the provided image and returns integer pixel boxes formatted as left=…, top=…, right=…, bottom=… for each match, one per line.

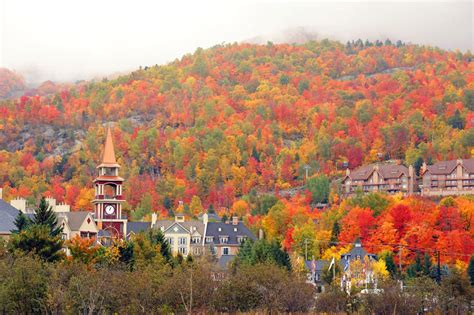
left=193, top=247, right=202, bottom=255
left=178, top=247, right=187, bottom=255
left=166, top=237, right=174, bottom=245
left=178, top=237, right=187, bottom=245
left=205, top=236, right=214, bottom=243
left=219, top=236, right=229, bottom=244
left=237, top=236, right=247, bottom=244
left=191, top=236, right=201, bottom=244
left=222, top=247, right=230, bottom=255
left=61, top=233, right=68, bottom=240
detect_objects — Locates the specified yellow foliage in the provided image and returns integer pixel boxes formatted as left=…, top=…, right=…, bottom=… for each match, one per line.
left=372, top=259, right=389, bottom=280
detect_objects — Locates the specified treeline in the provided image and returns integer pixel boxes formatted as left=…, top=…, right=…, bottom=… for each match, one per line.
left=1, top=244, right=473, bottom=313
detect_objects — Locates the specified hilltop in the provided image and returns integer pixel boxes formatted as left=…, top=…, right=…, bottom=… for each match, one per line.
left=0, top=39, right=473, bottom=212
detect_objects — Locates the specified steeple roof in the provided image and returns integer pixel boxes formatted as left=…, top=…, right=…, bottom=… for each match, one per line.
left=98, top=127, right=120, bottom=168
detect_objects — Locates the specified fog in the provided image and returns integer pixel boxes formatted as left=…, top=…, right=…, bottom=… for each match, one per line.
left=0, top=0, right=472, bottom=85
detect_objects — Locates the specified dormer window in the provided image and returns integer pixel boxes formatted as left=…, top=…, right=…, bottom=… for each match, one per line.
left=191, top=236, right=201, bottom=244
left=233, top=227, right=237, bottom=232
left=205, top=236, right=214, bottom=243
left=219, top=236, right=229, bottom=244
left=218, top=227, right=222, bottom=232
left=237, top=236, right=247, bottom=244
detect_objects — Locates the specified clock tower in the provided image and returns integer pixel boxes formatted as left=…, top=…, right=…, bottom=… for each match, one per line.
left=92, top=126, right=127, bottom=239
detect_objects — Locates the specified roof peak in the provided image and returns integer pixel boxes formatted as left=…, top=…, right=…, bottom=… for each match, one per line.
left=99, top=126, right=119, bottom=167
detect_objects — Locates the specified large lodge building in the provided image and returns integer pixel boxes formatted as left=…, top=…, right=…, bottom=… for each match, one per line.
left=342, top=158, right=474, bottom=198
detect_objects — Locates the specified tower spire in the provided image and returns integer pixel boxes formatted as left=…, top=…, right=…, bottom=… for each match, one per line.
left=98, top=126, right=120, bottom=168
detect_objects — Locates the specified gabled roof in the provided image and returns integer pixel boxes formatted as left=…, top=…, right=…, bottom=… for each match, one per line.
left=341, top=240, right=377, bottom=261
left=0, top=200, right=19, bottom=234
left=56, top=211, right=94, bottom=231
left=304, top=259, right=329, bottom=273
left=127, top=221, right=151, bottom=234
left=205, top=222, right=256, bottom=245
left=425, top=159, right=474, bottom=175
left=346, top=164, right=409, bottom=181
left=154, top=220, right=205, bottom=236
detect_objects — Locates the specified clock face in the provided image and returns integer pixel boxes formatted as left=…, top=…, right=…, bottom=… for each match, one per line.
left=105, top=205, right=115, bottom=215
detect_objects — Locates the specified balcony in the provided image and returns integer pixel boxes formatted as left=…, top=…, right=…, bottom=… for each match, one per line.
left=94, top=194, right=124, bottom=201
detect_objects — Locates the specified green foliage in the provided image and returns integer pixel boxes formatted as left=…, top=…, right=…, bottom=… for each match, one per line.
left=252, top=194, right=279, bottom=215
left=235, top=239, right=291, bottom=270
left=0, top=255, right=48, bottom=313
left=33, top=197, right=63, bottom=237
left=298, top=78, right=310, bottom=94
left=8, top=225, right=64, bottom=262
left=279, top=74, right=289, bottom=85
left=330, top=221, right=340, bottom=245
left=463, top=89, right=474, bottom=111
left=348, top=192, right=391, bottom=216
left=468, top=255, right=474, bottom=286
left=461, top=128, right=474, bottom=147
left=306, top=175, right=330, bottom=204
left=447, top=109, right=465, bottom=129
left=12, top=211, right=30, bottom=233
left=381, top=252, right=398, bottom=278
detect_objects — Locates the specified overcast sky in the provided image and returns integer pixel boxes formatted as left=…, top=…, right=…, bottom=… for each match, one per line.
left=0, top=0, right=472, bottom=85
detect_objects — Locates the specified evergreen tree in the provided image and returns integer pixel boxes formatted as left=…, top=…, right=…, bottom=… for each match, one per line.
left=12, top=211, right=30, bottom=233
left=118, top=241, right=135, bottom=269
left=414, top=157, right=424, bottom=176
left=306, top=175, right=330, bottom=204
left=423, top=253, right=433, bottom=276
left=8, top=225, right=64, bottom=262
left=329, top=221, right=340, bottom=246
left=384, top=253, right=398, bottom=278
left=147, top=229, right=172, bottom=264
left=467, top=255, right=474, bottom=286
left=208, top=204, right=215, bottom=214
left=235, top=239, right=291, bottom=270
left=33, top=198, right=62, bottom=237
left=407, top=253, right=423, bottom=278
left=447, top=109, right=465, bottom=130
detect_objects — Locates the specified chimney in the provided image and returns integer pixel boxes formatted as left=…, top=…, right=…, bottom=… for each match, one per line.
left=457, top=159, right=463, bottom=166
left=232, top=216, right=239, bottom=225
left=175, top=215, right=185, bottom=223
left=151, top=212, right=158, bottom=227
left=45, top=197, right=57, bottom=211
left=202, top=212, right=208, bottom=226
left=10, top=198, right=27, bottom=213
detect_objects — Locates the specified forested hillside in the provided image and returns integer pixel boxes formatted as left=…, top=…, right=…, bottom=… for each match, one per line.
left=1, top=40, right=472, bottom=209
left=1, top=39, right=473, bottom=264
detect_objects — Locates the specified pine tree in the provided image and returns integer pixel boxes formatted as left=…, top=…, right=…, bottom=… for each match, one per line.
left=33, top=198, right=62, bottom=237
left=423, top=253, right=432, bottom=276
left=12, top=211, right=30, bottom=233
left=147, top=229, right=172, bottom=264
left=384, top=253, right=397, bottom=278
left=330, top=222, right=340, bottom=246
left=467, top=255, right=474, bottom=286
left=8, top=225, right=64, bottom=262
